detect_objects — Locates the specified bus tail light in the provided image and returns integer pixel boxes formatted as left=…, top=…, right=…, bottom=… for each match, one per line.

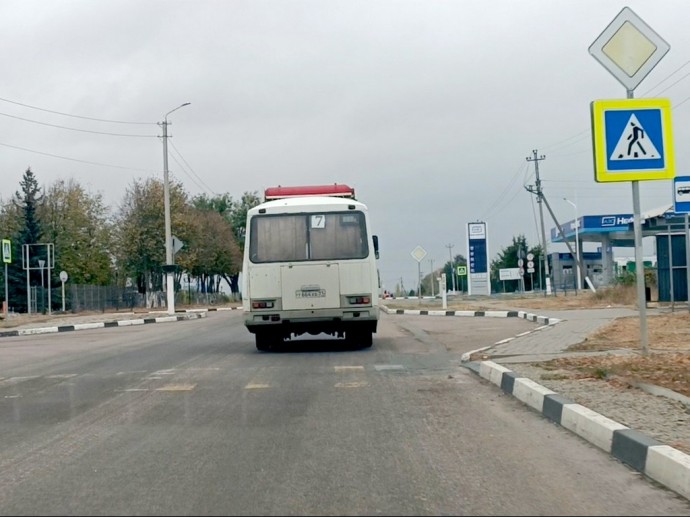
left=252, top=300, right=275, bottom=309
left=348, top=296, right=370, bottom=305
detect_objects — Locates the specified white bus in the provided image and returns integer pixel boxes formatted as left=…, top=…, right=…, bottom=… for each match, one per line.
left=242, top=184, right=380, bottom=351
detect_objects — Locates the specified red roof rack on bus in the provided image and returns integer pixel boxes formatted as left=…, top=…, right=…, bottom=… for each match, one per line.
left=264, top=184, right=356, bottom=201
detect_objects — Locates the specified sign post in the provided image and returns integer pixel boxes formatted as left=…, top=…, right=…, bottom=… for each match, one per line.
left=60, top=271, right=68, bottom=312
left=410, top=245, right=427, bottom=300
left=589, top=6, right=672, bottom=356
left=672, top=176, right=690, bottom=312
left=2, top=239, right=10, bottom=318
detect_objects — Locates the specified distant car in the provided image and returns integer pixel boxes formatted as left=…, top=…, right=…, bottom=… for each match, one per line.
left=677, top=186, right=690, bottom=195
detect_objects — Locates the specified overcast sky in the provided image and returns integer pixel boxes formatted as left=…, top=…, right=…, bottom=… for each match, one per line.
left=1, top=0, right=689, bottom=292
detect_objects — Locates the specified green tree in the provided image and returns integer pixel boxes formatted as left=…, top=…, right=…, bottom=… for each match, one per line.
left=40, top=179, right=114, bottom=286
left=490, top=234, right=543, bottom=293
left=2, top=168, right=45, bottom=311
left=114, top=177, right=187, bottom=295
left=191, top=191, right=260, bottom=295
left=182, top=209, right=242, bottom=296
left=443, top=253, right=467, bottom=292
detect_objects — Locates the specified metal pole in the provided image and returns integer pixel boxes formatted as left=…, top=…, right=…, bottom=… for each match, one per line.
left=564, top=198, right=582, bottom=290
left=429, top=259, right=434, bottom=297
left=627, top=83, right=648, bottom=355
left=161, top=102, right=190, bottom=316
left=47, top=244, right=52, bottom=315
left=39, top=259, right=45, bottom=314
left=417, top=262, right=421, bottom=299
left=668, top=221, right=674, bottom=310
left=446, top=243, right=456, bottom=292
left=685, top=213, right=690, bottom=312
left=632, top=180, right=648, bottom=355
left=4, top=264, right=7, bottom=320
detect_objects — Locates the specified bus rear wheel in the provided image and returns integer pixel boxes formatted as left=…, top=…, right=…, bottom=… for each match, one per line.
left=255, top=332, right=272, bottom=352
left=347, top=329, right=373, bottom=349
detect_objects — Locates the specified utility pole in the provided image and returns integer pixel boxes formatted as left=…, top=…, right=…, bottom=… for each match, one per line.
left=445, top=243, right=456, bottom=293
left=159, top=102, right=190, bottom=315
left=525, top=149, right=552, bottom=295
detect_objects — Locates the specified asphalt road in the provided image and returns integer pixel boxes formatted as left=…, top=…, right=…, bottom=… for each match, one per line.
left=0, top=311, right=688, bottom=515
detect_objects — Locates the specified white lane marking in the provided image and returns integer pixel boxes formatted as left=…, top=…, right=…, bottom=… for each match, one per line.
left=374, top=364, right=404, bottom=371
left=245, top=383, right=271, bottom=389
left=155, top=384, right=196, bottom=392
left=334, top=366, right=364, bottom=372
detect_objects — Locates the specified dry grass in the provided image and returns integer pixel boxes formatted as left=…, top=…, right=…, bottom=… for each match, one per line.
left=548, top=311, right=690, bottom=398
left=387, top=286, right=690, bottom=399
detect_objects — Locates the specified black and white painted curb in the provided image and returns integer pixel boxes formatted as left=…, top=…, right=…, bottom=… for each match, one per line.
left=463, top=360, right=690, bottom=501
left=380, top=305, right=562, bottom=340
left=0, top=311, right=208, bottom=339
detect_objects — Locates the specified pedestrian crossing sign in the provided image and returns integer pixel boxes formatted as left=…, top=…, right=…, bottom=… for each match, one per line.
left=590, top=98, right=675, bottom=182
left=2, top=239, right=10, bottom=264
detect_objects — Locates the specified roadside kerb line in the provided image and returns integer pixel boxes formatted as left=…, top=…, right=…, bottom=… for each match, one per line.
left=464, top=359, right=690, bottom=502
left=0, top=312, right=207, bottom=339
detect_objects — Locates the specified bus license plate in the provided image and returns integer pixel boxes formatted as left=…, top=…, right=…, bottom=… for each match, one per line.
left=296, top=289, right=326, bottom=298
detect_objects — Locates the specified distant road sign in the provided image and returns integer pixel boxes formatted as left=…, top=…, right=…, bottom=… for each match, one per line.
left=172, top=235, right=185, bottom=255
left=2, top=239, right=10, bottom=264
left=410, top=245, right=427, bottom=263
left=591, top=98, right=675, bottom=182
left=457, top=265, right=467, bottom=276
left=499, top=268, right=520, bottom=281
left=674, top=176, right=690, bottom=214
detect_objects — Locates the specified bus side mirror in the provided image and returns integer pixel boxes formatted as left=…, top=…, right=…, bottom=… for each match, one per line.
left=372, top=235, right=379, bottom=259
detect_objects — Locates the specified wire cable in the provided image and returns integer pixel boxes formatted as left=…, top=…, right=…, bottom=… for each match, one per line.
left=0, top=96, right=155, bottom=125
left=0, top=111, right=158, bottom=137
left=0, top=140, right=158, bottom=173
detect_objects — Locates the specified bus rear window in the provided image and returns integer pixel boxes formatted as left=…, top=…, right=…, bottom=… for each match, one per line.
left=249, top=211, right=369, bottom=263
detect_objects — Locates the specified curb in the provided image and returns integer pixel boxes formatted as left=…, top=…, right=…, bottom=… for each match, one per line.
left=380, top=305, right=560, bottom=326
left=0, top=311, right=207, bottom=339
left=463, top=360, right=690, bottom=501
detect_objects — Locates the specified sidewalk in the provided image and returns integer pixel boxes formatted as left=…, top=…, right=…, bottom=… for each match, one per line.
left=462, top=307, right=644, bottom=363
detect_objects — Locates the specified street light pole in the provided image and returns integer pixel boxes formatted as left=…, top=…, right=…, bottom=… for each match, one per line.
left=160, top=102, right=190, bottom=315
left=445, top=243, right=456, bottom=293
left=564, top=197, right=582, bottom=291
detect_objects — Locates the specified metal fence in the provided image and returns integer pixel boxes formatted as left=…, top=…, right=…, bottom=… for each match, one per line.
left=22, top=284, right=240, bottom=314
left=68, top=285, right=146, bottom=312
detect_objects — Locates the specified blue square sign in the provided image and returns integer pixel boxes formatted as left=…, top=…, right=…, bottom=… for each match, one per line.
left=674, top=176, right=690, bottom=214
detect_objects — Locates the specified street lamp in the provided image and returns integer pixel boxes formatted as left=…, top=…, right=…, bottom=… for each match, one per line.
left=38, top=259, right=45, bottom=313
left=160, top=102, right=190, bottom=315
left=564, top=197, right=582, bottom=291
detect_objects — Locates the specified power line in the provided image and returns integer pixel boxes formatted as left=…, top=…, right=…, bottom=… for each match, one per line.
left=0, top=140, right=158, bottom=173
left=0, top=111, right=157, bottom=137
left=0, top=96, right=155, bottom=125
left=168, top=140, right=218, bottom=195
